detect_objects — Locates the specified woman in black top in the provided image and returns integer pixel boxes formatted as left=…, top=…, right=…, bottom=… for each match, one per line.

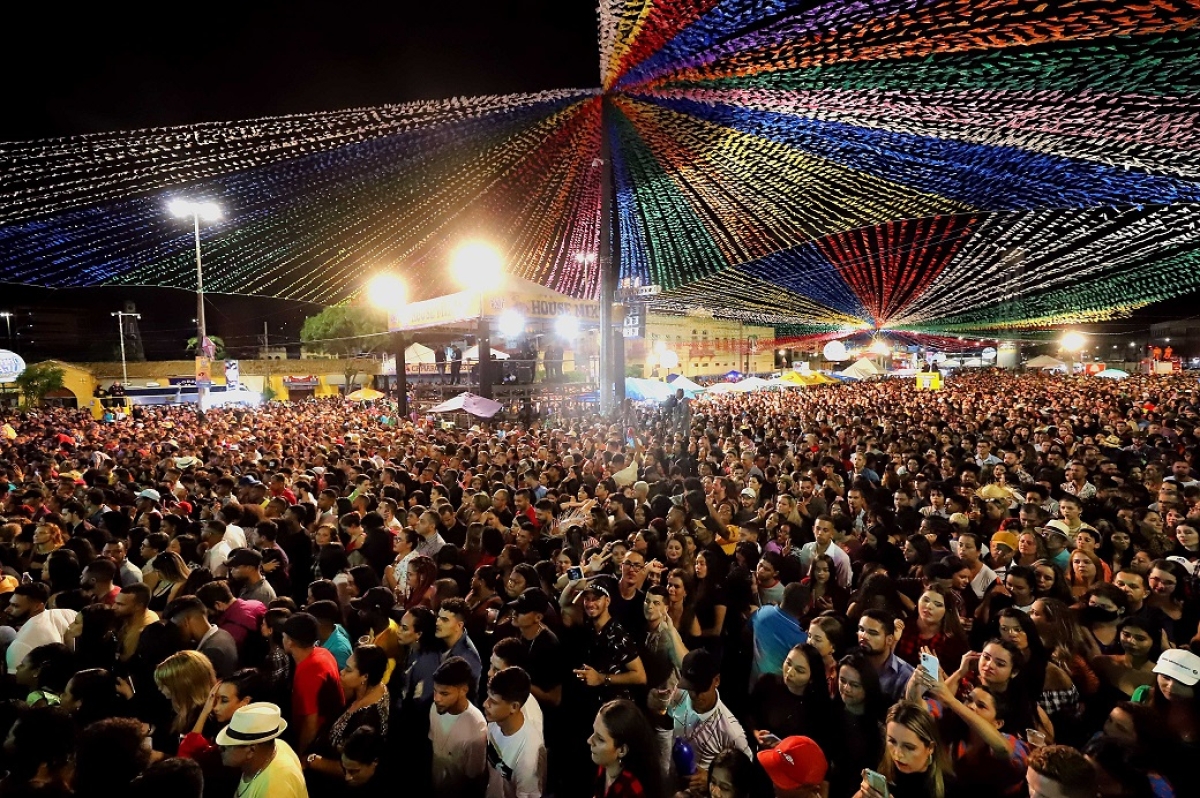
left=827, top=652, right=889, bottom=798
left=691, top=550, right=728, bottom=655
left=147, top=551, right=190, bottom=614
left=305, top=645, right=390, bottom=796
left=750, top=642, right=834, bottom=752
left=853, top=700, right=958, bottom=798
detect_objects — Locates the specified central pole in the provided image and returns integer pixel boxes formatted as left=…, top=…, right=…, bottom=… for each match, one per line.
left=392, top=330, right=408, bottom=416
left=598, top=100, right=616, bottom=416
left=478, top=291, right=492, bottom=400
left=193, top=214, right=209, bottom=412
left=115, top=313, right=128, bottom=385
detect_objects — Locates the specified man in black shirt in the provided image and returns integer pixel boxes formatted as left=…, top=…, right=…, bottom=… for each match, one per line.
left=438, top=504, right=468, bottom=548
left=490, top=489, right=516, bottom=529
left=608, top=550, right=649, bottom=641
left=567, top=575, right=646, bottom=702
left=510, top=588, right=564, bottom=709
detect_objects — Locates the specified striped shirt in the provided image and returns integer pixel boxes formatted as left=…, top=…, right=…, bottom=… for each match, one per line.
left=663, top=689, right=751, bottom=772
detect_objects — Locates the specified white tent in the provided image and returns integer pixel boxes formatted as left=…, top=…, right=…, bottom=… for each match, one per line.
left=839, top=358, right=881, bottom=380
left=428, top=392, right=504, bottom=418
left=731, top=376, right=771, bottom=392
left=383, top=342, right=437, bottom=375
left=625, top=378, right=674, bottom=401
left=667, top=375, right=706, bottom=393
left=463, top=345, right=509, bottom=361
left=405, top=342, right=437, bottom=364
left=706, top=382, right=738, bottom=394
left=1026, top=355, right=1067, bottom=370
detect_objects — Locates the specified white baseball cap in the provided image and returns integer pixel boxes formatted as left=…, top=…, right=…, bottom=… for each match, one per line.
left=1153, top=648, right=1200, bottom=686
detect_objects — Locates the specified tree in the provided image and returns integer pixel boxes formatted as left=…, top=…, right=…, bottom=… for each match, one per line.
left=14, top=362, right=65, bottom=407
left=186, top=336, right=227, bottom=359
left=300, top=304, right=388, bottom=394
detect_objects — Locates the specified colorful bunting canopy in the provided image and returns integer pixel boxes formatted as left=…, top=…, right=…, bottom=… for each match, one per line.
left=0, top=0, right=1198, bottom=337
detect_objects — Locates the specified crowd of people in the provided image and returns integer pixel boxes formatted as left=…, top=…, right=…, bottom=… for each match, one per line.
left=1, top=369, right=1200, bottom=798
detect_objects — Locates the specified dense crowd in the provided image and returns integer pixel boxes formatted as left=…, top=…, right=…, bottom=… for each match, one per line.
left=2, top=370, right=1200, bottom=798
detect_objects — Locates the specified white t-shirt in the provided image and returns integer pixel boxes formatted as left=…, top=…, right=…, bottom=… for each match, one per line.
left=486, top=716, right=546, bottom=798
left=969, top=563, right=998, bottom=599
left=6, top=608, right=77, bottom=673
left=224, top=524, right=248, bottom=550
left=205, top=539, right=232, bottom=578
left=429, top=703, right=488, bottom=794
left=522, top=694, right=544, bottom=740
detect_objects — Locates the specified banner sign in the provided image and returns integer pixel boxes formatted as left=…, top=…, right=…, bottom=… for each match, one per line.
left=390, top=284, right=602, bottom=332
left=283, top=376, right=319, bottom=388
left=0, top=349, right=25, bottom=383
left=195, top=356, right=212, bottom=386
left=389, top=290, right=477, bottom=331
left=224, top=360, right=240, bottom=390
left=916, top=372, right=943, bottom=391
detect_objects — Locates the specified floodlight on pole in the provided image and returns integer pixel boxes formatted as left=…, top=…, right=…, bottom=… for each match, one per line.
left=555, top=314, right=580, bottom=340
left=366, top=273, right=409, bottom=416
left=1061, top=331, right=1086, bottom=352
left=168, top=197, right=222, bottom=413
left=498, top=309, right=525, bottom=339
left=111, top=310, right=142, bottom=388
left=367, top=273, right=407, bottom=311
left=451, top=241, right=504, bottom=400
left=451, top=242, right=504, bottom=291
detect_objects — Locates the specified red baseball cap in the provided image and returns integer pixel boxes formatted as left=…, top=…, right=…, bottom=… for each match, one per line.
left=757, top=736, right=827, bottom=790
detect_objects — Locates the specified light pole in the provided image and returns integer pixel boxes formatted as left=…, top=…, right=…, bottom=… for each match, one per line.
left=1061, top=331, right=1086, bottom=374
left=368, top=273, right=408, bottom=416
left=0, top=312, right=12, bottom=343
left=111, top=310, right=142, bottom=387
left=452, top=242, right=503, bottom=400
left=169, top=199, right=222, bottom=411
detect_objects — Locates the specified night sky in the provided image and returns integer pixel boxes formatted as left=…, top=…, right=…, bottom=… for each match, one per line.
left=1, top=1, right=598, bottom=360
left=1, top=4, right=1191, bottom=360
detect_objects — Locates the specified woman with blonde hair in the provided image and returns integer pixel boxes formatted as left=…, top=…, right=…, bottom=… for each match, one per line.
left=148, top=551, right=191, bottom=614
left=1014, top=531, right=1045, bottom=568
left=1067, top=549, right=1105, bottom=600
left=855, top=700, right=955, bottom=798
left=154, top=650, right=217, bottom=739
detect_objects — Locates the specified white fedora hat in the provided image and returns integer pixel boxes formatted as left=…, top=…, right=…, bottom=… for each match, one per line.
left=215, top=702, right=288, bottom=746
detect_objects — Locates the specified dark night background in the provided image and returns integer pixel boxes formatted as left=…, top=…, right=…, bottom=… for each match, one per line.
left=0, top=1, right=598, bottom=361
left=0, top=3, right=1193, bottom=362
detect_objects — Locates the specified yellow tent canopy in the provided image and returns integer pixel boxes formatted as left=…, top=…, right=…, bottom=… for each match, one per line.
left=779, top=371, right=834, bottom=386
left=346, top=388, right=385, bottom=401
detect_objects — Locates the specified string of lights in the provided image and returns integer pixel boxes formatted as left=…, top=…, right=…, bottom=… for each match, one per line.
left=0, top=0, right=1196, bottom=341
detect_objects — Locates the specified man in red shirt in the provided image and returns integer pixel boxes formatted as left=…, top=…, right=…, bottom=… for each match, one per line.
left=269, top=473, right=297, bottom=505
left=282, top=612, right=344, bottom=754
left=82, top=557, right=121, bottom=605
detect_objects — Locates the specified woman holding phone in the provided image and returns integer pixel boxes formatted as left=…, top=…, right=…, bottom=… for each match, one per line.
left=895, top=585, right=967, bottom=669
left=853, top=700, right=956, bottom=798
left=908, top=669, right=1030, bottom=796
